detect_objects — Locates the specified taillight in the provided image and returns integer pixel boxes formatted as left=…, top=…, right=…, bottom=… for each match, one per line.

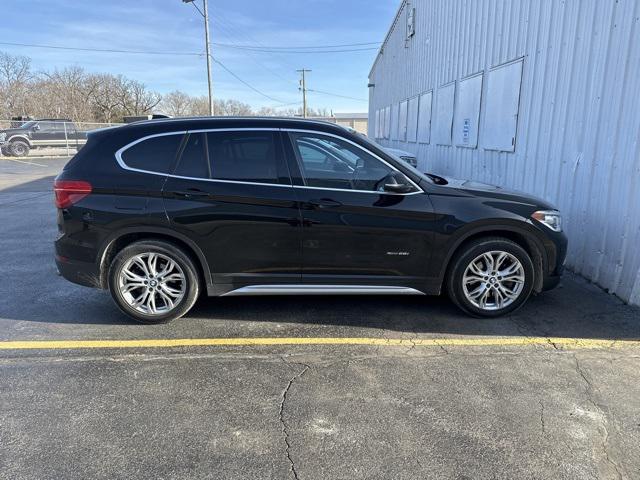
left=54, top=180, right=92, bottom=209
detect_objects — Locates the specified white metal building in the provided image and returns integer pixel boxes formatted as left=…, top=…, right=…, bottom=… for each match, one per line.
left=368, top=0, right=640, bottom=306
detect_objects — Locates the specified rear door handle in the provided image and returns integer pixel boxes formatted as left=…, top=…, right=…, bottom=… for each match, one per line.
left=171, top=188, right=210, bottom=199
left=307, top=198, right=343, bottom=209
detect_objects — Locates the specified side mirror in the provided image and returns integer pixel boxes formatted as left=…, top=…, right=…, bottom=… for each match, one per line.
left=383, top=173, right=415, bottom=194
left=384, top=182, right=414, bottom=194
left=33, top=124, right=40, bottom=131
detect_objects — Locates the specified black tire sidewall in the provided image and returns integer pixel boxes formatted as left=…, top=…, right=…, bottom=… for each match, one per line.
left=447, top=238, right=535, bottom=318
left=108, top=241, right=200, bottom=324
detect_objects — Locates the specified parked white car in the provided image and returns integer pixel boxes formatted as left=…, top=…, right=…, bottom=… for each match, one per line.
left=382, top=147, right=418, bottom=168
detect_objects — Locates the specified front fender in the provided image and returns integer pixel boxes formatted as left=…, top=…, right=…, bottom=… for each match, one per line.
left=432, top=219, right=551, bottom=293
left=7, top=134, right=33, bottom=147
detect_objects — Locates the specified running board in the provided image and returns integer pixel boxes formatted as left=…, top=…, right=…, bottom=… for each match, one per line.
left=221, top=285, right=425, bottom=296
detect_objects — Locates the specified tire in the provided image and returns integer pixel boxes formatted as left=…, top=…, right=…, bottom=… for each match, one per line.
left=108, top=240, right=200, bottom=324
left=9, top=140, right=30, bottom=157
left=446, top=237, right=535, bottom=318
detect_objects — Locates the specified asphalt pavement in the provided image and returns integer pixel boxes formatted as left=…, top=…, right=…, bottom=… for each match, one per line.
left=1, top=156, right=639, bottom=480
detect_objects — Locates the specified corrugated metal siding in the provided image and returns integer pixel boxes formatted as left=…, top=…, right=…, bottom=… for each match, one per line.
left=369, top=0, right=640, bottom=305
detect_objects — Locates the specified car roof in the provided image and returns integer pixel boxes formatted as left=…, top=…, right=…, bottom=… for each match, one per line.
left=120, top=116, right=349, bottom=134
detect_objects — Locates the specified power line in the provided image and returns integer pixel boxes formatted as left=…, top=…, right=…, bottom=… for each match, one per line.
left=0, top=41, right=202, bottom=56
left=215, top=45, right=379, bottom=54
left=210, top=19, right=299, bottom=87
left=308, top=89, right=368, bottom=102
left=217, top=41, right=381, bottom=50
left=212, top=57, right=287, bottom=104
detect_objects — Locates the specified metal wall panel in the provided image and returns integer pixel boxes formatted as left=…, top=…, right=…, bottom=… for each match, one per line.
left=435, top=82, right=455, bottom=145
left=417, top=91, right=432, bottom=143
left=369, top=0, right=640, bottom=305
left=454, top=72, right=483, bottom=147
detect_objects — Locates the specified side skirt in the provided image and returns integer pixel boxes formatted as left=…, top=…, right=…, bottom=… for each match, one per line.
left=220, top=285, right=426, bottom=296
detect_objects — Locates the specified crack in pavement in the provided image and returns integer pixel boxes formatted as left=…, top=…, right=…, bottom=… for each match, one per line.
left=279, top=358, right=310, bottom=480
left=573, top=355, right=624, bottom=480
left=538, top=399, right=545, bottom=435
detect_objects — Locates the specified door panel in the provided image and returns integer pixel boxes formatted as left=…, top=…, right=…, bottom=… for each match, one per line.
left=162, top=130, right=302, bottom=290
left=284, top=131, right=436, bottom=288
left=297, top=187, right=434, bottom=285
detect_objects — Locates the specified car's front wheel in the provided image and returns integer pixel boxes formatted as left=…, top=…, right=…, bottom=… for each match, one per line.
left=108, top=240, right=200, bottom=324
left=9, top=140, right=30, bottom=157
left=446, top=237, right=535, bottom=317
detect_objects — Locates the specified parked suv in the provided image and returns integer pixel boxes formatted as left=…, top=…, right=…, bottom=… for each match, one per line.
left=54, top=117, right=566, bottom=323
left=0, top=119, right=86, bottom=157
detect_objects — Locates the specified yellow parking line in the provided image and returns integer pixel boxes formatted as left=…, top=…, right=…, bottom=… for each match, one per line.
left=0, top=336, right=638, bottom=351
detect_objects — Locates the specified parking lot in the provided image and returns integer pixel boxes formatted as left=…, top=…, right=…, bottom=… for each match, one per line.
left=1, top=156, right=639, bottom=479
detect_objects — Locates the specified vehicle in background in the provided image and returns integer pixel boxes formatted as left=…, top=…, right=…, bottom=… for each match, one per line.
left=383, top=147, right=418, bottom=168
left=343, top=125, right=418, bottom=168
left=0, top=119, right=87, bottom=157
left=54, top=116, right=566, bottom=324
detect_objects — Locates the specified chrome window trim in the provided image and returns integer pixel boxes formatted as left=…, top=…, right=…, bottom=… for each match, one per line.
left=114, top=127, right=424, bottom=195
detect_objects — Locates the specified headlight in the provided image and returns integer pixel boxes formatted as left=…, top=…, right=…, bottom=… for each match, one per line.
left=532, top=210, right=562, bottom=232
left=0, top=133, right=6, bottom=141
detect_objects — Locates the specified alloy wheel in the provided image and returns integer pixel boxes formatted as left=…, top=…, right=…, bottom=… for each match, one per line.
left=461, top=250, right=525, bottom=311
left=117, top=252, right=186, bottom=315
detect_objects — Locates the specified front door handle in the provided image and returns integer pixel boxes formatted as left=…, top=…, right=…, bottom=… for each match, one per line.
left=306, top=198, right=343, bottom=209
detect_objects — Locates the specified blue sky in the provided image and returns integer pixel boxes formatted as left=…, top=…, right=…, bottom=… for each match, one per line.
left=0, top=0, right=399, bottom=112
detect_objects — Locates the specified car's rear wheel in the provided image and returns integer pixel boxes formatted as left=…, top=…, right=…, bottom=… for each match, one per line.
left=446, top=237, right=535, bottom=317
left=108, top=240, right=200, bottom=324
left=9, top=140, right=30, bottom=157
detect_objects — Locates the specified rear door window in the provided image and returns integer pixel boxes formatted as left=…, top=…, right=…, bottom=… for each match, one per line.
left=206, top=131, right=286, bottom=184
left=120, top=133, right=183, bottom=174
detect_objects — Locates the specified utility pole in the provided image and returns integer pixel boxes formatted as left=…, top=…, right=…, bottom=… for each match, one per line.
left=183, top=0, right=214, bottom=116
left=297, top=69, right=311, bottom=118
left=203, top=0, right=214, bottom=116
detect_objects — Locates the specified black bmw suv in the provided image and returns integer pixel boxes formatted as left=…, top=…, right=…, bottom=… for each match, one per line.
left=54, top=117, right=566, bottom=323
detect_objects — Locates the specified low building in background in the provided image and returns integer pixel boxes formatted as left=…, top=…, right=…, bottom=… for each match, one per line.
left=312, top=113, right=368, bottom=134
left=368, top=0, right=640, bottom=306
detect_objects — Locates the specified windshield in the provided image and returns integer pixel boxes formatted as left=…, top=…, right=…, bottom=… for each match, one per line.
left=18, top=121, right=37, bottom=129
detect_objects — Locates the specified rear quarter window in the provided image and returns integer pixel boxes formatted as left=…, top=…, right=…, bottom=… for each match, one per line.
left=120, top=134, right=183, bottom=173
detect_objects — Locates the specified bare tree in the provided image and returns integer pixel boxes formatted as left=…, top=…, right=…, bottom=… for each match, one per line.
left=0, top=52, right=33, bottom=118
left=160, top=90, right=193, bottom=117
left=0, top=50, right=334, bottom=123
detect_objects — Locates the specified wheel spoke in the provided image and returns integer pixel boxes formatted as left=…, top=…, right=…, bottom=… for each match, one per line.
left=494, top=252, right=508, bottom=271
left=501, top=274, right=525, bottom=284
left=467, top=284, right=487, bottom=299
left=160, top=284, right=182, bottom=297
left=146, top=292, right=157, bottom=314
left=132, top=290, right=150, bottom=308
left=477, top=288, right=491, bottom=309
left=147, top=253, right=158, bottom=276
left=132, top=257, right=151, bottom=277
left=162, top=273, right=183, bottom=283
left=482, top=253, right=495, bottom=272
left=158, top=290, right=175, bottom=309
left=121, top=282, right=145, bottom=294
left=122, top=269, right=145, bottom=283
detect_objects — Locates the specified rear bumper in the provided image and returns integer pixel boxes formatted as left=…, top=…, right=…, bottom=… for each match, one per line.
left=55, top=253, right=101, bottom=289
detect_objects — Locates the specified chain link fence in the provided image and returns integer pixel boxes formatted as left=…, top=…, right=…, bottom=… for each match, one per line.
left=0, top=119, right=124, bottom=158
